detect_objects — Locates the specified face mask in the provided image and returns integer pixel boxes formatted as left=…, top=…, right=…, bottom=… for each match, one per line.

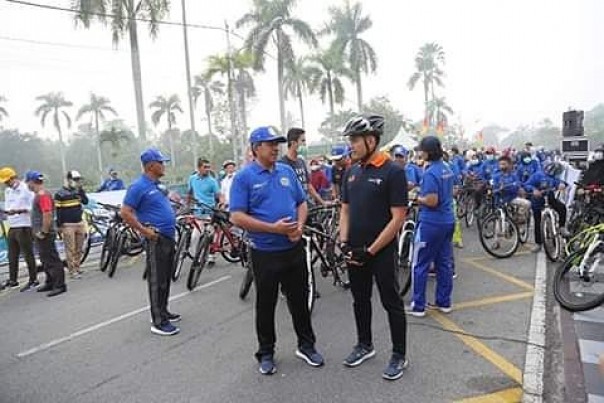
left=310, top=165, right=320, bottom=171
left=486, top=155, right=494, bottom=161
left=523, top=157, right=532, bottom=164
left=470, top=159, right=480, bottom=166
left=297, top=145, right=307, bottom=158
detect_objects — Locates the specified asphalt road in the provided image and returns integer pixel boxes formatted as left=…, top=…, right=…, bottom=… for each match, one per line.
left=0, top=228, right=540, bottom=403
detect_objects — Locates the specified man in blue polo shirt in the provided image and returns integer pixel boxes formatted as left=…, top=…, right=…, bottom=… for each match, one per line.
left=230, top=126, right=324, bottom=376
left=121, top=148, right=180, bottom=337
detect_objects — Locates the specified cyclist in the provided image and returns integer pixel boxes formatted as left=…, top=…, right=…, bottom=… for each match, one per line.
left=54, top=170, right=89, bottom=279
left=391, top=145, right=420, bottom=191
left=479, top=146, right=499, bottom=182
left=230, top=126, right=324, bottom=375
left=309, top=159, right=331, bottom=200
left=450, top=146, right=466, bottom=182
left=516, top=151, right=541, bottom=183
left=329, top=145, right=350, bottom=200
left=492, top=156, right=531, bottom=223
left=339, top=114, right=409, bottom=381
left=524, top=161, right=569, bottom=253
left=220, top=160, right=237, bottom=210
left=97, top=168, right=125, bottom=192
left=409, top=136, right=455, bottom=318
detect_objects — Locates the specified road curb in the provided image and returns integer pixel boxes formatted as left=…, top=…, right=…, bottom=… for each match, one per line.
left=522, top=252, right=547, bottom=403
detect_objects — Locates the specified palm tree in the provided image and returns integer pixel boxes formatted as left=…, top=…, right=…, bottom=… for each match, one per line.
left=34, top=92, right=73, bottom=176
left=407, top=42, right=446, bottom=125
left=283, top=56, right=314, bottom=128
left=100, top=126, right=132, bottom=157
left=237, top=0, right=317, bottom=134
left=191, top=75, right=224, bottom=158
left=232, top=51, right=256, bottom=150
left=73, top=0, right=170, bottom=141
left=149, top=95, right=183, bottom=168
left=76, top=94, right=117, bottom=177
left=323, top=1, right=377, bottom=111
left=308, top=48, right=354, bottom=121
left=0, top=96, right=8, bottom=122
left=428, top=96, right=454, bottom=127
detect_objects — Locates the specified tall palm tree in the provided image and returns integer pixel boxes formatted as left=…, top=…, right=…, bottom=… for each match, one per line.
left=73, top=0, right=170, bottom=141
left=76, top=93, right=117, bottom=177
left=237, top=0, right=317, bottom=134
left=34, top=92, right=73, bottom=176
left=100, top=126, right=132, bottom=157
left=149, top=95, right=183, bottom=168
left=232, top=51, right=256, bottom=150
left=0, top=96, right=8, bottom=122
left=323, top=1, right=377, bottom=111
left=407, top=42, right=446, bottom=125
left=308, top=48, right=353, bottom=121
left=428, top=96, right=454, bottom=127
left=191, top=75, right=224, bottom=158
left=283, top=56, right=314, bottom=128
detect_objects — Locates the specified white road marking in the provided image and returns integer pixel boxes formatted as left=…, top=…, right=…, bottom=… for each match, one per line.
left=16, top=275, right=232, bottom=359
left=522, top=252, right=547, bottom=403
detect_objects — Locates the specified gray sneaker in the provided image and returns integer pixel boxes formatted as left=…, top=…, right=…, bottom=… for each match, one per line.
left=343, top=345, right=376, bottom=367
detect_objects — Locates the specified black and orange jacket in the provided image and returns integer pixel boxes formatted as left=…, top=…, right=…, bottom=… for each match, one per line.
left=54, top=186, right=89, bottom=226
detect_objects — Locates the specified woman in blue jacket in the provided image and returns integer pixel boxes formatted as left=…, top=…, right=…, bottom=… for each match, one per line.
left=409, top=136, right=455, bottom=317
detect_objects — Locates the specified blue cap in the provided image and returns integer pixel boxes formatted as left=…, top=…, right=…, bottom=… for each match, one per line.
left=24, top=170, right=44, bottom=182
left=140, top=148, right=170, bottom=165
left=249, top=126, right=286, bottom=144
left=329, top=145, right=347, bottom=160
left=392, top=145, right=408, bottom=157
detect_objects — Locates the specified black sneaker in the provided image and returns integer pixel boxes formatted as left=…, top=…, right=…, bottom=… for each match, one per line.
left=20, top=281, right=39, bottom=292
left=167, top=312, right=181, bottom=323
left=295, top=346, right=325, bottom=367
left=3, top=280, right=19, bottom=289
left=37, top=283, right=53, bottom=293
left=47, top=285, right=67, bottom=297
left=151, top=322, right=180, bottom=336
left=382, top=354, right=409, bottom=381
left=259, top=355, right=276, bottom=375
left=343, top=345, right=376, bottom=367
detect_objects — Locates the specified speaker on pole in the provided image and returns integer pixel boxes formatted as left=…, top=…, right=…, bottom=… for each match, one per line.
left=562, top=110, right=584, bottom=137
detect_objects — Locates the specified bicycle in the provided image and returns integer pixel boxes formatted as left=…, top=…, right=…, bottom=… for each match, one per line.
left=553, top=223, right=604, bottom=312
left=540, top=189, right=567, bottom=262
left=478, top=190, right=521, bottom=259
left=397, top=200, right=418, bottom=297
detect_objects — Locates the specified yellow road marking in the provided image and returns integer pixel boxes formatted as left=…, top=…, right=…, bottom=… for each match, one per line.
left=429, top=311, right=524, bottom=384
left=454, top=387, right=523, bottom=403
left=463, top=259, right=534, bottom=292
left=454, top=292, right=534, bottom=311
left=468, top=251, right=531, bottom=263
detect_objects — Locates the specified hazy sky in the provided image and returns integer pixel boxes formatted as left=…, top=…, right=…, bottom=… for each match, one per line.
left=1, top=0, right=603, bottom=143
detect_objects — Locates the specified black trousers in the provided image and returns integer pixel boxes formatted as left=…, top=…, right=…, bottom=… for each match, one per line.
left=348, top=242, right=407, bottom=356
left=36, top=234, right=65, bottom=288
left=533, top=194, right=567, bottom=245
left=145, top=235, right=175, bottom=327
left=8, top=227, right=37, bottom=283
left=251, top=242, right=316, bottom=361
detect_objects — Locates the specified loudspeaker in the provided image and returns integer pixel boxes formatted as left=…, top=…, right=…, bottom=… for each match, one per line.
left=562, top=110, right=584, bottom=137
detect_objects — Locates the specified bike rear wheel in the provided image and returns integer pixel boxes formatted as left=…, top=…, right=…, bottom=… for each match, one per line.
left=479, top=212, right=519, bottom=259
left=99, top=226, right=115, bottom=272
left=239, top=266, right=254, bottom=300
left=219, top=230, right=242, bottom=263
left=172, top=228, right=191, bottom=281
left=187, top=235, right=211, bottom=291
left=465, top=198, right=476, bottom=227
left=542, top=213, right=561, bottom=262
left=108, top=230, right=126, bottom=278
left=398, top=230, right=414, bottom=297
left=553, top=247, right=604, bottom=312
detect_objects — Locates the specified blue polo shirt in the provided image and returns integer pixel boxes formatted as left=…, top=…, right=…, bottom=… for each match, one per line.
left=418, top=160, right=455, bottom=225
left=123, top=175, right=176, bottom=239
left=229, top=161, right=306, bottom=252
left=188, top=173, right=220, bottom=212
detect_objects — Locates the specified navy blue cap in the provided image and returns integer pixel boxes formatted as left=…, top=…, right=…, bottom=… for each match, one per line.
left=329, top=145, right=348, bottom=160
left=249, top=126, right=286, bottom=144
left=24, top=170, right=44, bottom=182
left=140, top=148, right=170, bottom=165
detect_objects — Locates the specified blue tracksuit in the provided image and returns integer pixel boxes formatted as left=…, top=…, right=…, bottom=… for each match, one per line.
left=408, top=163, right=424, bottom=185
left=523, top=171, right=560, bottom=211
left=492, top=171, right=521, bottom=204
left=479, top=159, right=499, bottom=182
left=451, top=155, right=466, bottom=181
left=466, top=161, right=483, bottom=179
left=405, top=164, right=420, bottom=188
left=516, top=159, right=541, bottom=183
left=412, top=160, right=455, bottom=311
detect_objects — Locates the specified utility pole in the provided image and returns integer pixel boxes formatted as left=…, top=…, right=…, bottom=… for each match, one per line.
left=181, top=0, right=197, bottom=167
left=225, top=21, right=239, bottom=163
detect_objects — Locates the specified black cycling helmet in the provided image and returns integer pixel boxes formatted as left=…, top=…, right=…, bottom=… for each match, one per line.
left=343, top=114, right=385, bottom=137
left=543, top=161, right=564, bottom=177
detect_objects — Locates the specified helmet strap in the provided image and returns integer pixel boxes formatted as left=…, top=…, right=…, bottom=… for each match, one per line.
left=360, top=136, right=377, bottom=164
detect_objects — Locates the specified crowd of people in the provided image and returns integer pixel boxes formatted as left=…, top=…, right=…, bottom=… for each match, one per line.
left=1, top=113, right=603, bottom=381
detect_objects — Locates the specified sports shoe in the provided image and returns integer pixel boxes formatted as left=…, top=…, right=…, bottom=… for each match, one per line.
left=3, top=280, right=19, bottom=289
left=151, top=322, right=180, bottom=336
left=382, top=354, right=409, bottom=381
left=531, top=244, right=542, bottom=253
left=343, top=345, right=376, bottom=367
left=259, top=355, right=276, bottom=375
left=47, top=285, right=67, bottom=297
left=167, top=312, right=181, bottom=323
left=427, top=303, right=453, bottom=314
left=453, top=272, right=458, bottom=279
left=37, top=283, right=53, bottom=293
left=295, top=346, right=325, bottom=367
left=20, top=281, right=39, bottom=292
left=406, top=305, right=426, bottom=317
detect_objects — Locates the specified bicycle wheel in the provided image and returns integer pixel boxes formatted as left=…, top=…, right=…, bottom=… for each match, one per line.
left=239, top=266, right=254, bottom=300
left=124, top=229, right=144, bottom=257
left=172, top=228, right=191, bottom=281
left=456, top=194, right=467, bottom=219
left=553, top=246, right=604, bottom=312
left=99, top=226, right=115, bottom=272
left=219, top=230, right=243, bottom=264
left=187, top=234, right=211, bottom=291
left=479, top=212, right=519, bottom=259
left=108, top=230, right=126, bottom=278
left=80, top=231, right=92, bottom=265
left=397, top=230, right=414, bottom=297
left=518, top=214, right=530, bottom=244
left=542, top=213, right=561, bottom=262
left=465, top=198, right=476, bottom=227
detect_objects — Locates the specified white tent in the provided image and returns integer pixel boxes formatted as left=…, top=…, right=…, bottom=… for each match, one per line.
left=381, top=127, right=418, bottom=151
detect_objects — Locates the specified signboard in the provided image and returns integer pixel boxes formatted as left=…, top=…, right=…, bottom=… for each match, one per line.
left=561, top=138, right=590, bottom=153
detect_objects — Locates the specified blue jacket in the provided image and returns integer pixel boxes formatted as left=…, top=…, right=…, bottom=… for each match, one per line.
left=491, top=171, right=521, bottom=204
left=451, top=155, right=466, bottom=178
left=523, top=171, right=560, bottom=210
left=516, top=159, right=541, bottom=183
left=466, top=161, right=483, bottom=178
left=97, top=178, right=125, bottom=192
left=479, top=159, right=499, bottom=182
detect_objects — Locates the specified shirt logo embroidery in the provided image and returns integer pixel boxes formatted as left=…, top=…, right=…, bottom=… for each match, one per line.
left=253, top=182, right=267, bottom=190
left=280, top=177, right=290, bottom=187
left=368, top=178, right=383, bottom=186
